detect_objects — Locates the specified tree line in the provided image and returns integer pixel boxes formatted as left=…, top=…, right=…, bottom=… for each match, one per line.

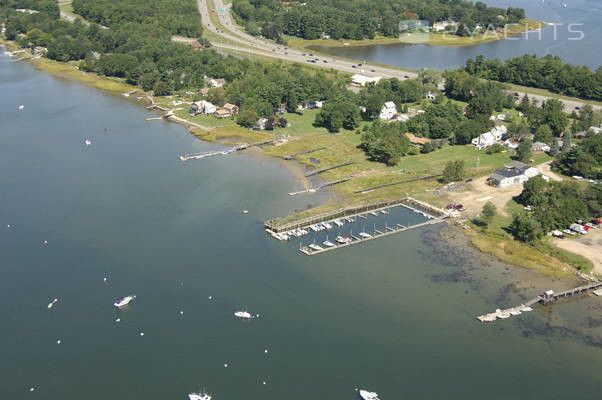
left=464, top=54, right=602, bottom=101
left=232, top=0, right=526, bottom=41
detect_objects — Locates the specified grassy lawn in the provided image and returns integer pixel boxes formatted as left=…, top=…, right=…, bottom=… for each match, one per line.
left=191, top=125, right=273, bottom=144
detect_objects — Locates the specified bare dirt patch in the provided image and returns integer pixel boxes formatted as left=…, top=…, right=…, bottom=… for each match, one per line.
left=552, top=229, right=602, bottom=275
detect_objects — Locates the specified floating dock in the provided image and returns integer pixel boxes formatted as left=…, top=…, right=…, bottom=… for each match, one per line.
left=180, top=139, right=275, bottom=161
left=476, top=281, right=602, bottom=322
left=299, top=217, right=446, bottom=256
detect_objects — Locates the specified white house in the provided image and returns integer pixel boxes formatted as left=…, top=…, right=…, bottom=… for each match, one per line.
left=189, top=100, right=216, bottom=115
left=471, top=125, right=507, bottom=149
left=208, top=78, right=226, bottom=88
left=532, top=142, right=551, bottom=152
left=351, top=74, right=382, bottom=86
left=487, top=161, right=540, bottom=187
left=396, top=113, right=409, bottom=122
left=379, top=101, right=397, bottom=120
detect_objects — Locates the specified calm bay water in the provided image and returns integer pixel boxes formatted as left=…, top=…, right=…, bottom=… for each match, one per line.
left=1, top=52, right=602, bottom=400
left=309, top=0, right=602, bottom=70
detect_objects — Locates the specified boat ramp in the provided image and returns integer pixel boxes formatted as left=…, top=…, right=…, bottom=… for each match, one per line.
left=477, top=281, right=602, bottom=322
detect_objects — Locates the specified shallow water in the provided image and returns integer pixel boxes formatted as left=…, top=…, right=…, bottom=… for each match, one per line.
left=1, top=53, right=602, bottom=399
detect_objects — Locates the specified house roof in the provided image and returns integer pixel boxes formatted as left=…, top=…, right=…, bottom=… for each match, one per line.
left=383, top=101, right=396, bottom=109
left=223, top=103, right=238, bottom=110
left=214, top=109, right=230, bottom=115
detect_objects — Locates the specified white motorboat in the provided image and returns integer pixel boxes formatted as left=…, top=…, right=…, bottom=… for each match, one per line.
left=310, top=225, right=319, bottom=232
left=333, top=219, right=344, bottom=227
left=336, top=235, right=351, bottom=244
left=85, top=139, right=91, bottom=147
left=520, top=306, right=533, bottom=312
left=380, top=209, right=389, bottom=214
left=369, top=211, right=378, bottom=217
left=322, top=222, right=332, bottom=229
left=308, top=243, right=323, bottom=251
left=114, top=295, right=135, bottom=308
left=509, top=310, right=522, bottom=316
left=234, top=311, right=253, bottom=319
left=497, top=312, right=510, bottom=319
left=188, top=391, right=212, bottom=400
left=323, top=240, right=335, bottom=247
left=360, top=390, right=380, bottom=400
left=345, top=217, right=354, bottom=223
left=359, top=232, right=372, bottom=239
left=47, top=298, right=58, bottom=309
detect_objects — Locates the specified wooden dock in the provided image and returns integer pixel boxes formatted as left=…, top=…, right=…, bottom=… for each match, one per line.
left=299, top=217, right=447, bottom=256
left=283, top=147, right=327, bottom=160
left=180, top=139, right=275, bottom=161
left=476, top=281, right=602, bottom=322
left=305, top=161, right=354, bottom=177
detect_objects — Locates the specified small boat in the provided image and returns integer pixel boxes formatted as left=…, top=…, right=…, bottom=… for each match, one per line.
left=47, top=298, right=58, bottom=309
left=345, top=217, right=354, bottom=223
left=322, top=222, right=332, bottom=229
left=114, top=295, right=135, bottom=308
left=520, top=306, right=533, bottom=312
left=509, top=310, right=522, bottom=316
left=308, top=243, right=323, bottom=251
left=497, top=312, right=511, bottom=319
left=315, top=223, right=324, bottom=231
left=18, top=105, right=24, bottom=110
left=336, top=235, right=351, bottom=244
left=359, top=232, right=372, bottom=239
left=359, top=390, right=380, bottom=400
left=188, top=391, right=212, bottom=400
left=369, top=211, right=378, bottom=217
left=380, top=209, right=389, bottom=214
left=85, top=139, right=91, bottom=147
left=333, top=219, right=344, bottom=227
left=234, top=311, right=253, bottom=319
left=310, top=225, right=319, bottom=232
left=323, top=240, right=335, bottom=247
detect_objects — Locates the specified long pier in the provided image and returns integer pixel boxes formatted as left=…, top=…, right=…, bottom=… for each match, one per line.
left=476, top=281, right=602, bottom=322
left=180, top=139, right=276, bottom=161
left=283, top=147, right=327, bottom=160
left=305, top=161, right=354, bottom=177
left=299, top=217, right=447, bottom=256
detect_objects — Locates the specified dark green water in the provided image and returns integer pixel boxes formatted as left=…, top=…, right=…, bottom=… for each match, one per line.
left=1, top=51, right=602, bottom=400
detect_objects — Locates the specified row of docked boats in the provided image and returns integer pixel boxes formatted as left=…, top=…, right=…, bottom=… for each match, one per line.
left=477, top=305, right=533, bottom=322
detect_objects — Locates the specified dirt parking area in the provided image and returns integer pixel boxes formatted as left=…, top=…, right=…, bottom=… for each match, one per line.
left=553, top=229, right=602, bottom=275
left=443, top=176, right=523, bottom=218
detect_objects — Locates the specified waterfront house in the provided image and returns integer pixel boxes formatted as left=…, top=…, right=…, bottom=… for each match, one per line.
left=189, top=100, right=216, bottom=116
left=379, top=101, right=397, bottom=120
left=396, top=113, right=409, bottom=122
left=308, top=101, right=323, bottom=109
left=214, top=109, right=231, bottom=118
left=223, top=103, right=239, bottom=116
left=487, top=161, right=539, bottom=187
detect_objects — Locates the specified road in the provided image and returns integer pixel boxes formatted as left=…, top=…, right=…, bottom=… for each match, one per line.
left=197, top=0, right=418, bottom=80
left=198, top=0, right=601, bottom=113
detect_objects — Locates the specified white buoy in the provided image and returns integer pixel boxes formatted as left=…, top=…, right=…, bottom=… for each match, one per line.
left=224, top=363, right=228, bottom=368
left=256, top=313, right=260, bottom=318
left=56, top=339, right=61, bottom=344
left=262, top=381, right=266, bottom=385
left=85, top=139, right=91, bottom=147
left=103, top=277, right=107, bottom=282
left=7, top=224, right=10, bottom=228
left=208, top=296, right=212, bottom=300
left=29, top=387, right=35, bottom=392
left=180, top=310, right=184, bottom=315
left=140, top=332, right=144, bottom=336
left=115, top=318, right=120, bottom=322
left=43, top=240, right=48, bottom=245
left=19, top=105, right=24, bottom=110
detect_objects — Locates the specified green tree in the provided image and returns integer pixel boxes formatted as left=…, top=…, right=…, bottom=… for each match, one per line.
left=534, top=125, right=553, bottom=143
left=237, top=108, right=258, bottom=128
left=153, top=81, right=171, bottom=96
left=442, top=160, right=466, bottom=183
left=510, top=212, right=543, bottom=243
left=516, top=139, right=532, bottom=162
left=563, top=130, right=572, bottom=151
left=481, top=201, right=497, bottom=225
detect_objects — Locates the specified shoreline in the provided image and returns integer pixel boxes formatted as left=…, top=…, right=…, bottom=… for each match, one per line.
left=3, top=42, right=597, bottom=282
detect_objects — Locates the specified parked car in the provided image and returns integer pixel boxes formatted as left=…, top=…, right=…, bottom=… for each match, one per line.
left=592, top=219, right=601, bottom=225
left=563, top=229, right=577, bottom=236
left=585, top=223, right=596, bottom=229
left=552, top=230, right=565, bottom=239
left=570, top=223, right=586, bottom=234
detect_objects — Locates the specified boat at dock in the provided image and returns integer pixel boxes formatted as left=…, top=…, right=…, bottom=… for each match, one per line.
left=520, top=305, right=533, bottom=312
left=310, top=225, right=319, bottom=232
left=323, top=239, right=335, bottom=247
left=359, top=390, right=380, bottom=400
left=380, top=209, right=389, bottom=214
left=308, top=243, right=323, bottom=251
left=359, top=232, right=372, bottom=239
left=114, top=295, right=135, bottom=308
left=333, top=219, right=344, bottom=227
left=369, top=211, right=379, bottom=217
left=188, top=391, right=212, bottom=400
left=336, top=235, right=351, bottom=244
left=234, top=311, right=252, bottom=319
left=322, top=222, right=332, bottom=229
left=345, top=217, right=355, bottom=223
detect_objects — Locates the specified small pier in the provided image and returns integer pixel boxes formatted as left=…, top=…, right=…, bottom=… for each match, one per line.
left=476, top=281, right=602, bottom=322
left=299, top=217, right=446, bottom=256
left=287, top=178, right=351, bottom=196
left=283, top=147, right=327, bottom=160
left=305, top=161, right=354, bottom=177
